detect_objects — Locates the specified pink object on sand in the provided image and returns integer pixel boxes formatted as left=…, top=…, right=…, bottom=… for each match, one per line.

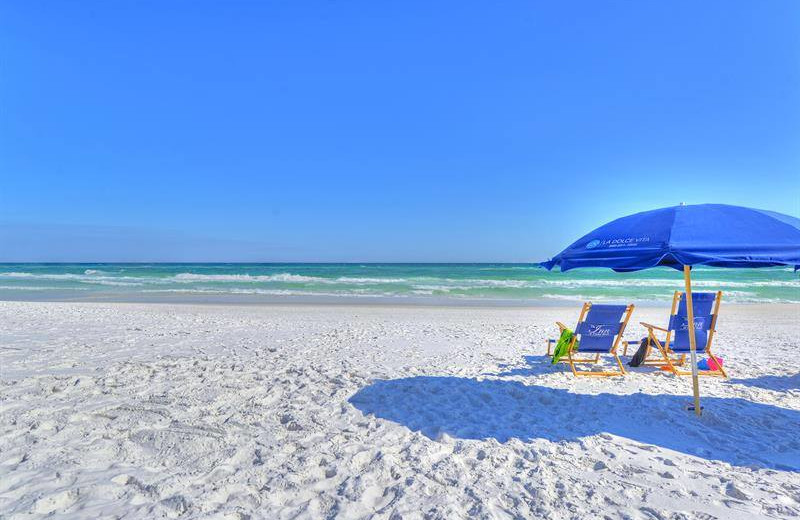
left=708, top=357, right=724, bottom=371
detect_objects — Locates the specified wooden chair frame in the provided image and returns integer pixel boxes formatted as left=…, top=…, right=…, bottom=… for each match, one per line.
left=546, top=302, right=634, bottom=377
left=624, top=291, right=682, bottom=360
left=640, top=291, right=727, bottom=378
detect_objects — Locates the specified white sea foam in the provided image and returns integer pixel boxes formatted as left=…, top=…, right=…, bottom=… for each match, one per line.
left=3, top=271, right=796, bottom=289
left=0, top=285, right=90, bottom=291
left=140, top=288, right=386, bottom=298
left=334, top=277, right=407, bottom=284
left=0, top=272, right=150, bottom=285
left=90, top=280, right=144, bottom=287
left=170, top=273, right=326, bottom=283
left=0, top=272, right=61, bottom=279
left=410, top=285, right=461, bottom=292
left=170, top=273, right=413, bottom=285
left=461, top=278, right=530, bottom=288
left=540, top=293, right=617, bottom=301
left=1, top=268, right=796, bottom=303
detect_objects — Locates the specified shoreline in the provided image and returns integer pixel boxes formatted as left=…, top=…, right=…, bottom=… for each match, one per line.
left=1, top=292, right=798, bottom=308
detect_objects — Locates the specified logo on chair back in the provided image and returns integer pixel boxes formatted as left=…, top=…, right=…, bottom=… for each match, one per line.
left=586, top=324, right=613, bottom=337
left=680, top=317, right=706, bottom=331
left=586, top=240, right=601, bottom=249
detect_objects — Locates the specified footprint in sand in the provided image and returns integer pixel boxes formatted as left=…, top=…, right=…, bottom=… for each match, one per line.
left=361, top=484, right=397, bottom=514
left=33, top=489, right=78, bottom=515
left=724, top=481, right=749, bottom=501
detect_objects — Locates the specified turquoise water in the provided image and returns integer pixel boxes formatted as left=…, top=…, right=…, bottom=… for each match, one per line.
left=0, top=264, right=797, bottom=304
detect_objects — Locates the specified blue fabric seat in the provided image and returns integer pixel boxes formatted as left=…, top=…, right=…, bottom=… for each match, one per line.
left=547, top=302, right=634, bottom=376
left=574, top=304, right=629, bottom=353
left=667, top=292, right=716, bottom=353
left=640, top=291, right=727, bottom=377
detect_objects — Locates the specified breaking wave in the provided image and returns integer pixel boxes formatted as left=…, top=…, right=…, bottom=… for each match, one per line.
left=0, top=265, right=797, bottom=304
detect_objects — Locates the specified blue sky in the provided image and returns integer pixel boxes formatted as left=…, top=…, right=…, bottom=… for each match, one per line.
left=1, top=1, right=798, bottom=262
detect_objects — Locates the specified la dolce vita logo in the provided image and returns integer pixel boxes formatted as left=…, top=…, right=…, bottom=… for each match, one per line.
left=586, top=237, right=651, bottom=249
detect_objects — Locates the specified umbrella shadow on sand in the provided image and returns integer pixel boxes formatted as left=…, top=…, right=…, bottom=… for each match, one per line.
left=726, top=373, right=800, bottom=392
left=349, top=376, right=800, bottom=472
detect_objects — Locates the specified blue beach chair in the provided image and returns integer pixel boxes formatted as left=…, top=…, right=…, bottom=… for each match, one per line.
left=547, top=303, right=634, bottom=377
left=639, top=291, right=727, bottom=378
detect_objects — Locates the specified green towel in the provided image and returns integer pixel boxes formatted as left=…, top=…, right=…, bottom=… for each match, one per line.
left=551, top=329, right=578, bottom=364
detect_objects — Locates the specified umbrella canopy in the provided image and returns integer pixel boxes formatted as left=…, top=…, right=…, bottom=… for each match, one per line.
left=540, top=203, right=800, bottom=417
left=541, top=204, right=800, bottom=272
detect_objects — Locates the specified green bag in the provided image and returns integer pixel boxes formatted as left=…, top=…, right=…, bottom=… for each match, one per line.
left=551, top=329, right=578, bottom=364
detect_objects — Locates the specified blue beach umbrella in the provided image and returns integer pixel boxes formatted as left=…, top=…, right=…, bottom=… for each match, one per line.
left=541, top=203, right=800, bottom=415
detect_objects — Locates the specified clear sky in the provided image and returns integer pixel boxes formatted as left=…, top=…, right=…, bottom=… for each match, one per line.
left=1, top=1, right=798, bottom=262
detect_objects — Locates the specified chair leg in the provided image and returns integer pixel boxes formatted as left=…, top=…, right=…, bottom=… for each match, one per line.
left=567, top=350, right=579, bottom=376
left=640, top=338, right=661, bottom=364
left=613, top=349, right=626, bottom=375
left=565, top=355, right=602, bottom=363
left=707, top=350, right=728, bottom=378
left=671, top=367, right=727, bottom=377
left=670, top=350, right=727, bottom=378
left=623, top=340, right=637, bottom=356
left=655, top=345, right=728, bottom=378
left=649, top=335, right=680, bottom=375
left=567, top=351, right=625, bottom=377
left=660, top=349, right=679, bottom=375
left=640, top=337, right=684, bottom=367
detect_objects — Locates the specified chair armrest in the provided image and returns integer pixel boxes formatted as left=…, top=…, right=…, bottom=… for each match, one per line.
left=640, top=322, right=668, bottom=332
left=556, top=321, right=568, bottom=332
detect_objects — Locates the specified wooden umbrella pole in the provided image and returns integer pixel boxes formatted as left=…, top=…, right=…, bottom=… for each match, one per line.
left=684, top=265, right=702, bottom=416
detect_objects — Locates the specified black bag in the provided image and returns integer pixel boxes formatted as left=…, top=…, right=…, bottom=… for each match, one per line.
left=627, top=337, right=649, bottom=367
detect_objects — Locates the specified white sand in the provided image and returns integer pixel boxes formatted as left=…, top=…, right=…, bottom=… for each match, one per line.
left=1, top=301, right=799, bottom=519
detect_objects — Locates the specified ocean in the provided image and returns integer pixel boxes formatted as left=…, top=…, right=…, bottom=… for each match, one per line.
left=0, top=263, right=797, bottom=305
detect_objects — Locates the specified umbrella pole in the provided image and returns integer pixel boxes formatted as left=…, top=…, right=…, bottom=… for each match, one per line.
left=683, top=265, right=702, bottom=416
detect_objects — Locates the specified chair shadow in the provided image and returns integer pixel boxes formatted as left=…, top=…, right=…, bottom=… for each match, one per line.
left=727, top=373, right=800, bottom=392
left=493, top=354, right=666, bottom=377
left=349, top=376, right=800, bottom=472
left=493, top=355, right=559, bottom=377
